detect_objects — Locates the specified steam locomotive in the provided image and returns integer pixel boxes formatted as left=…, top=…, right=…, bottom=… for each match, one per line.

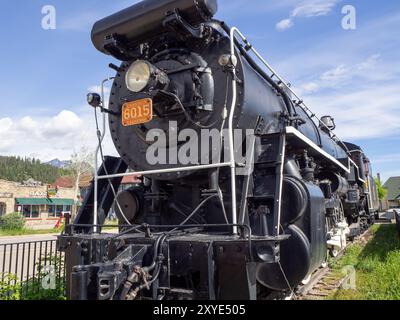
left=58, top=0, right=379, bottom=300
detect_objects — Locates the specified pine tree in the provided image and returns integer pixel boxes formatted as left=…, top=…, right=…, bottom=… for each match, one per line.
left=0, top=156, right=70, bottom=184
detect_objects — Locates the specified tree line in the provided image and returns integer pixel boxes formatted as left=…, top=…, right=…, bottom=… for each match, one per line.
left=0, top=156, right=70, bottom=184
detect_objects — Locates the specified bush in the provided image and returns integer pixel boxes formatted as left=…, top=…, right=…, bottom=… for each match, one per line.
left=0, top=274, right=21, bottom=300
left=0, top=213, right=25, bottom=230
left=21, top=255, right=66, bottom=300
left=0, top=255, right=66, bottom=301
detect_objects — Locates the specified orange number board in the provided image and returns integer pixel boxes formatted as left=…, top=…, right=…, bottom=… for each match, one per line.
left=122, top=98, right=153, bottom=127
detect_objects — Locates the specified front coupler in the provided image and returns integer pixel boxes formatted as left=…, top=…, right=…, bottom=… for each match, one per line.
left=58, top=232, right=286, bottom=300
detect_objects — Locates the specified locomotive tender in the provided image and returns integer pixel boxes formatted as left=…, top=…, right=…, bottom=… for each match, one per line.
left=59, top=0, right=379, bottom=300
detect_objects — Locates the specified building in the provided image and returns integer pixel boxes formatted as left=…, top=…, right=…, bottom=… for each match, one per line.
left=53, top=174, right=93, bottom=203
left=0, top=178, right=77, bottom=229
left=383, top=176, right=400, bottom=209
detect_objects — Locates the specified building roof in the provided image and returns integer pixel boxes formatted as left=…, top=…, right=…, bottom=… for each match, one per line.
left=54, top=174, right=140, bottom=188
left=121, top=174, right=142, bottom=185
left=54, top=175, right=93, bottom=189
left=383, top=176, right=400, bottom=201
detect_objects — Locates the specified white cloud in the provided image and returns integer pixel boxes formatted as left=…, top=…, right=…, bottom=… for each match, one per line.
left=276, top=18, right=294, bottom=31
left=357, top=54, right=381, bottom=70
left=292, top=0, right=340, bottom=18
left=298, top=82, right=320, bottom=94
left=276, top=0, right=340, bottom=31
left=295, top=54, right=385, bottom=94
left=42, top=110, right=84, bottom=137
left=0, top=110, right=114, bottom=161
left=320, top=64, right=349, bottom=82
left=303, top=84, right=400, bottom=140
left=0, top=118, right=13, bottom=131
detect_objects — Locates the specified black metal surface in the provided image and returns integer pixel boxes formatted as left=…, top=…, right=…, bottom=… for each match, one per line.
left=60, top=0, right=381, bottom=301
left=395, top=210, right=400, bottom=236
left=59, top=230, right=285, bottom=300
left=92, top=0, right=218, bottom=57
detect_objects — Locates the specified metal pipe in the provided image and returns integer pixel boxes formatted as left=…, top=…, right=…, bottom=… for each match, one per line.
left=93, top=77, right=114, bottom=233
left=228, top=27, right=246, bottom=235
left=97, top=162, right=231, bottom=180
left=274, top=133, right=286, bottom=236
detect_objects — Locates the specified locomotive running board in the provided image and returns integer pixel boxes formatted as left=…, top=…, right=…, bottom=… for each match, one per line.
left=285, top=126, right=350, bottom=174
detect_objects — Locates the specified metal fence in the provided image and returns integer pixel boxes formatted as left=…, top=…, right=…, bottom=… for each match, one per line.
left=0, top=240, right=65, bottom=298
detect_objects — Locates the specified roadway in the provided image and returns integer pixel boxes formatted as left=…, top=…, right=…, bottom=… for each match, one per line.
left=0, top=234, right=58, bottom=245
left=0, top=234, right=60, bottom=282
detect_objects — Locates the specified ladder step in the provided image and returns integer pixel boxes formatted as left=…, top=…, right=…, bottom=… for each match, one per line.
left=254, top=160, right=277, bottom=166
left=248, top=195, right=275, bottom=201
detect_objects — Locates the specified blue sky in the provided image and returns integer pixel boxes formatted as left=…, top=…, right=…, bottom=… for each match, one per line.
left=0, top=0, right=399, bottom=182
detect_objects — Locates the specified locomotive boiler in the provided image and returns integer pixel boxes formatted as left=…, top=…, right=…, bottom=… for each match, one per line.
left=58, top=0, right=379, bottom=300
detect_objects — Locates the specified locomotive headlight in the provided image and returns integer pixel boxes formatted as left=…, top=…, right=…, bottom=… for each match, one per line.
left=125, top=60, right=151, bottom=93
left=87, top=93, right=101, bottom=108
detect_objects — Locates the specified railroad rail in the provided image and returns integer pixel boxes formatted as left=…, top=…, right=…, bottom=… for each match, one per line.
left=295, top=223, right=380, bottom=300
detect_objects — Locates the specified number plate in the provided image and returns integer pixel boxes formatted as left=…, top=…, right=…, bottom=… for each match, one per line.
left=122, top=98, right=153, bottom=127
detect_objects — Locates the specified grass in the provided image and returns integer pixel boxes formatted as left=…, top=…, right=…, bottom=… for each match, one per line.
left=328, top=224, right=400, bottom=300
left=0, top=220, right=119, bottom=237
left=0, top=227, right=63, bottom=237
left=104, top=219, right=118, bottom=226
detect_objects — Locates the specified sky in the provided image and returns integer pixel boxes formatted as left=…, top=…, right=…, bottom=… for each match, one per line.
left=0, top=0, right=399, bottom=182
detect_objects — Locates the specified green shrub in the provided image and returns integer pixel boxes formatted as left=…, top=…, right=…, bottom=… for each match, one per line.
left=0, top=213, right=25, bottom=231
left=21, top=255, right=66, bottom=300
left=0, top=255, right=66, bottom=301
left=0, top=274, right=21, bottom=300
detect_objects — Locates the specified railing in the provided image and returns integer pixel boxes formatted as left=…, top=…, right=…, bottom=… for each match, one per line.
left=0, top=240, right=65, bottom=299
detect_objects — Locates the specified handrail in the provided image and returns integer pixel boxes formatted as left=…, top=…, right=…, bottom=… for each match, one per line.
left=93, top=77, right=114, bottom=233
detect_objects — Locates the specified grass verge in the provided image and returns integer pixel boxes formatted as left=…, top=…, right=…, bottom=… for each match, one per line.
left=328, top=224, right=400, bottom=300
left=0, top=228, right=62, bottom=237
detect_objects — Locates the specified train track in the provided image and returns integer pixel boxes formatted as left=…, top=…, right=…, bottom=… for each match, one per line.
left=294, top=223, right=380, bottom=300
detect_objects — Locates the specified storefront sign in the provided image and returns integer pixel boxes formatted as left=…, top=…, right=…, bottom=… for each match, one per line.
left=47, top=185, right=59, bottom=198
left=0, top=192, right=13, bottom=198
left=29, top=191, right=47, bottom=197
left=28, top=190, right=60, bottom=198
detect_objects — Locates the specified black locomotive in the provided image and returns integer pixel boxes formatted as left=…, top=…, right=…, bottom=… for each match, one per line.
left=58, top=0, right=379, bottom=300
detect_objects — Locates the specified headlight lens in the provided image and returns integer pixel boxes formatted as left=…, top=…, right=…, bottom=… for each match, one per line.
left=125, top=60, right=151, bottom=92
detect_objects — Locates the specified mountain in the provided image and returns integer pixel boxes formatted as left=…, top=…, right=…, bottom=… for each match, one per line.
left=0, top=156, right=68, bottom=184
left=46, top=159, right=71, bottom=169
